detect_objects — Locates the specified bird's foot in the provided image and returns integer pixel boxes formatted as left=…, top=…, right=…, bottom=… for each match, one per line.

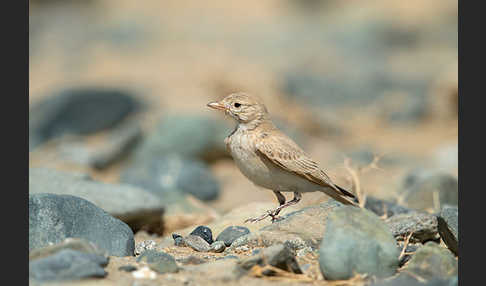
left=244, top=210, right=274, bottom=223
left=245, top=209, right=283, bottom=223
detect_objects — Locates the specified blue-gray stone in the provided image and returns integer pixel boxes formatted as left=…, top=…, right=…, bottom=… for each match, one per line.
left=404, top=242, right=457, bottom=280
left=216, top=226, right=250, bottom=247
left=133, top=115, right=230, bottom=162
left=29, top=193, right=135, bottom=257
left=29, top=87, right=141, bottom=150
left=29, top=249, right=108, bottom=281
left=319, top=206, right=399, bottom=280
left=29, top=168, right=165, bottom=233
left=136, top=250, right=179, bottom=274
left=121, top=155, right=220, bottom=202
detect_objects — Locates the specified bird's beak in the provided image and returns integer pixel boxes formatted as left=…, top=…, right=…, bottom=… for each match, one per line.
left=207, top=101, right=227, bottom=111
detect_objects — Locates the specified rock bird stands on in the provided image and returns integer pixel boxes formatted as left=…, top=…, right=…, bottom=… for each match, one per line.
left=207, top=92, right=358, bottom=222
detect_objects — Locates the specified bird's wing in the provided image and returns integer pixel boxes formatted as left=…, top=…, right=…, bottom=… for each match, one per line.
left=255, top=131, right=356, bottom=201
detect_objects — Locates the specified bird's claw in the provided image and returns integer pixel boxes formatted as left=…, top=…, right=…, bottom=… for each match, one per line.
left=245, top=209, right=281, bottom=223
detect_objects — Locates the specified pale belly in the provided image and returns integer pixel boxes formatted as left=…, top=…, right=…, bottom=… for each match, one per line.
left=228, top=134, right=319, bottom=193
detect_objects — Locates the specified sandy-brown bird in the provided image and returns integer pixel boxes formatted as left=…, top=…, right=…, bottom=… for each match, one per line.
left=207, top=92, right=358, bottom=222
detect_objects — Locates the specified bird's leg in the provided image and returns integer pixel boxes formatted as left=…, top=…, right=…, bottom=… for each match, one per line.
left=244, top=191, right=286, bottom=223
left=270, top=192, right=302, bottom=222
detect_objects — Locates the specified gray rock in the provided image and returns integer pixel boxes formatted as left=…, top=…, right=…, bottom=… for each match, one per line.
left=216, top=226, right=250, bottom=247
left=364, top=196, right=413, bottom=218
left=210, top=241, right=226, bottom=253
left=399, top=169, right=458, bottom=212
left=90, top=122, right=143, bottom=170
left=403, top=242, right=458, bottom=280
left=29, top=168, right=164, bottom=233
left=136, top=249, right=179, bottom=274
left=184, top=235, right=211, bottom=252
left=319, top=206, right=399, bottom=280
left=29, top=249, right=108, bottom=281
left=29, top=87, right=141, bottom=150
left=29, top=238, right=106, bottom=261
left=385, top=212, right=439, bottom=243
left=384, top=93, right=428, bottom=124
left=133, top=115, right=230, bottom=163
left=259, top=200, right=342, bottom=249
left=190, top=225, right=214, bottom=244
left=238, top=244, right=302, bottom=274
left=29, top=193, right=135, bottom=257
left=437, top=205, right=458, bottom=255
left=134, top=240, right=157, bottom=256
left=121, top=155, right=220, bottom=202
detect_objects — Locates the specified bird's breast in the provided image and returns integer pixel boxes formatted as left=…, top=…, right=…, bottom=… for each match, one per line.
left=228, top=132, right=274, bottom=188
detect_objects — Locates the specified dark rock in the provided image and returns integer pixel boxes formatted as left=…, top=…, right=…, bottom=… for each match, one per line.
left=364, top=196, right=412, bottom=218
left=437, top=205, right=458, bottom=255
left=403, top=242, right=457, bottom=280
left=184, top=235, right=211, bottom=252
left=136, top=249, right=179, bottom=274
left=29, top=168, right=164, bottom=233
left=133, top=115, right=230, bottom=163
left=121, top=155, right=220, bottom=202
left=29, top=249, right=108, bottom=281
left=29, top=238, right=106, bottom=261
left=119, top=265, right=137, bottom=272
left=319, top=206, right=399, bottom=280
left=29, top=193, right=135, bottom=257
left=190, top=226, right=214, bottom=244
left=238, top=244, right=302, bottom=274
left=216, top=226, right=250, bottom=247
left=90, top=122, right=143, bottom=170
left=400, top=169, right=458, bottom=212
left=29, top=87, right=141, bottom=150
left=172, top=233, right=186, bottom=247
left=385, top=212, right=439, bottom=243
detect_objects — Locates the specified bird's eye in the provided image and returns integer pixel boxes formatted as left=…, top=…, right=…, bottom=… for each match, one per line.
left=234, top=103, right=241, bottom=108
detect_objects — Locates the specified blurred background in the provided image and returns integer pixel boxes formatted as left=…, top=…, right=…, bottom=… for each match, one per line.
left=29, top=0, right=457, bottom=232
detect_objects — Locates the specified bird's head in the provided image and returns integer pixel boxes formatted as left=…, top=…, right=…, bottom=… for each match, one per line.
left=207, top=92, right=269, bottom=124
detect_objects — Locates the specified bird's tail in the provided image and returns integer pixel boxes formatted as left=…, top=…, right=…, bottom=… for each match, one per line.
left=321, top=185, right=359, bottom=207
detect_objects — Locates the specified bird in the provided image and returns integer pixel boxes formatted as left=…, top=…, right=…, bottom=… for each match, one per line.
left=207, top=92, right=358, bottom=223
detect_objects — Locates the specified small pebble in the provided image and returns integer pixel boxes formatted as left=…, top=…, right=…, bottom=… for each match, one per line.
left=134, top=240, right=157, bottom=256
left=210, top=241, right=226, bottom=253
left=173, top=234, right=186, bottom=247
left=184, top=235, right=211, bottom=252
left=190, top=226, right=214, bottom=244
left=235, top=246, right=249, bottom=252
